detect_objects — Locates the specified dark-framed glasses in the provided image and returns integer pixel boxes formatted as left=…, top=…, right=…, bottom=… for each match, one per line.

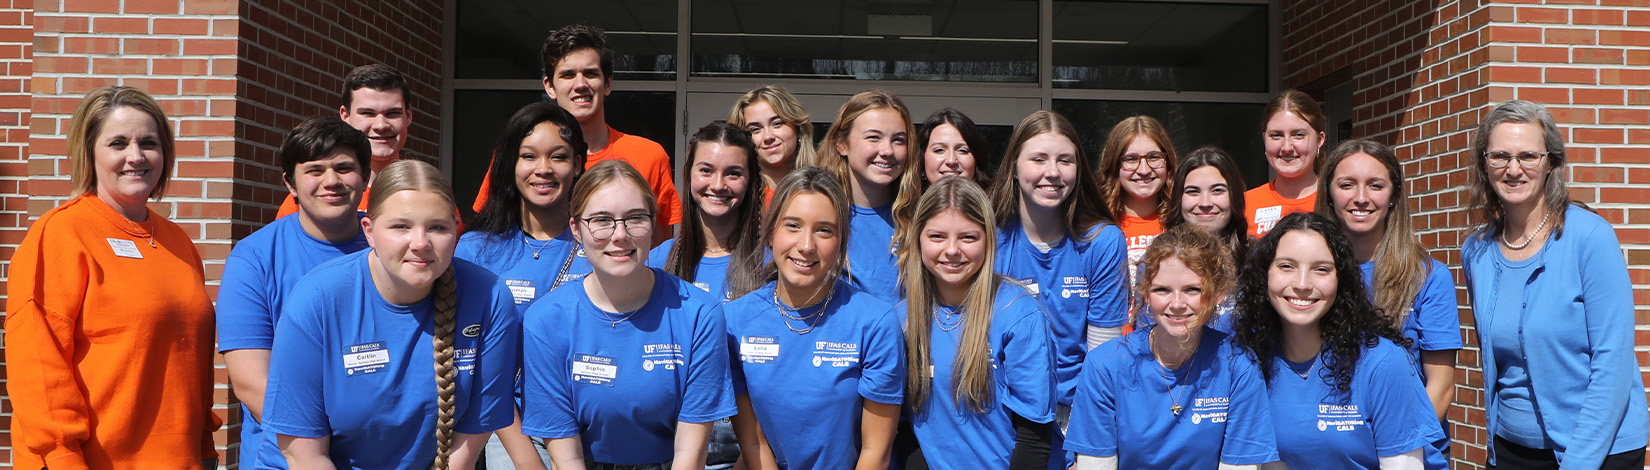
left=581, top=213, right=653, bottom=240
left=1485, top=151, right=1548, bottom=169
left=1121, top=152, right=1168, bottom=171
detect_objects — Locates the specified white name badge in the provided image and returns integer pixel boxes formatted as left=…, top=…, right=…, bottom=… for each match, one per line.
left=1254, top=206, right=1284, bottom=233
left=343, top=342, right=391, bottom=376
left=107, top=238, right=143, bottom=259
left=505, top=279, right=535, bottom=305
left=740, top=336, right=779, bottom=364
left=572, top=354, right=617, bottom=386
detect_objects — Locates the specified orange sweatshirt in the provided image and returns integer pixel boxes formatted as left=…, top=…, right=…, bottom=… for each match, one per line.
left=5, top=195, right=220, bottom=470
left=471, top=126, right=683, bottom=226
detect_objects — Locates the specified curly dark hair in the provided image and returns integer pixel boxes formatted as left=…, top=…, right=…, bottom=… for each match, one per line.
left=1232, top=212, right=1409, bottom=393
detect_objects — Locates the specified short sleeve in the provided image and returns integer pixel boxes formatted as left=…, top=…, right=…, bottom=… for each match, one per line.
left=1062, top=348, right=1118, bottom=457
left=857, top=307, right=907, bottom=404
left=998, top=298, right=1056, bottom=424
left=261, top=284, right=333, bottom=439
left=1363, top=348, right=1445, bottom=458
left=519, top=296, right=581, bottom=439
left=1218, top=350, right=1279, bottom=465
left=1085, top=225, right=1129, bottom=328
left=457, top=282, right=521, bottom=434
left=679, top=302, right=737, bottom=423
left=1411, top=261, right=1462, bottom=351
left=216, top=245, right=276, bottom=352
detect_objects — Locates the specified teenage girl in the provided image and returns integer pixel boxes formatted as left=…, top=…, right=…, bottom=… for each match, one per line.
left=1246, top=90, right=1326, bottom=238
left=724, top=166, right=906, bottom=469
left=1316, top=139, right=1461, bottom=467
left=1233, top=212, right=1445, bottom=469
left=1162, top=145, right=1251, bottom=333
left=7, top=86, right=220, bottom=470
left=902, top=176, right=1056, bottom=469
left=916, top=108, right=993, bottom=191
left=1095, top=115, right=1178, bottom=330
left=987, top=110, right=1127, bottom=412
left=728, top=84, right=817, bottom=202
left=456, top=101, right=596, bottom=469
left=520, top=160, right=735, bottom=469
left=219, top=116, right=373, bottom=470
left=1066, top=225, right=1278, bottom=469
left=649, top=122, right=767, bottom=300
left=815, top=89, right=921, bottom=303
left=263, top=160, right=518, bottom=469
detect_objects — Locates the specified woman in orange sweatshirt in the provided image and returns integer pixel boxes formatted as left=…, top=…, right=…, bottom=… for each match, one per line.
left=5, top=86, right=220, bottom=470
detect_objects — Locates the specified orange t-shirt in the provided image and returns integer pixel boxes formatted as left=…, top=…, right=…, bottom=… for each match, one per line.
left=5, top=195, right=219, bottom=470
left=472, top=126, right=682, bottom=226
left=1119, top=213, right=1162, bottom=334
left=1244, top=181, right=1317, bottom=238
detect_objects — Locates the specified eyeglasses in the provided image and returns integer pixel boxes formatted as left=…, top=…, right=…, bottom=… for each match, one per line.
left=580, top=213, right=653, bottom=240
left=1485, top=151, right=1548, bottom=169
left=1121, top=152, right=1168, bottom=171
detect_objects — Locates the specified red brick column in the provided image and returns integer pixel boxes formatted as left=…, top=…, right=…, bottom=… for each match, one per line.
left=0, top=0, right=30, bottom=464
left=1283, top=0, right=1650, bottom=468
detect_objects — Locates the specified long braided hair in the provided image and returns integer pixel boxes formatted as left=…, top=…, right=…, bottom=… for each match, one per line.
left=365, top=159, right=462, bottom=468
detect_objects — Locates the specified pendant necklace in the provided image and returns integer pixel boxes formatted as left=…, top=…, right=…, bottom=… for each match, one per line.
left=1290, top=353, right=1320, bottom=380
left=1151, top=333, right=1190, bottom=416
left=933, top=304, right=964, bottom=331
left=524, top=235, right=552, bottom=259
left=774, top=285, right=834, bottom=334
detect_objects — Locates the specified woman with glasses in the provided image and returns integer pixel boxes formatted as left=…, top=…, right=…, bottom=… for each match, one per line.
left=1462, top=100, right=1647, bottom=469
left=520, top=160, right=736, bottom=469
left=724, top=167, right=906, bottom=470
left=1246, top=90, right=1327, bottom=238
left=1094, top=116, right=1178, bottom=329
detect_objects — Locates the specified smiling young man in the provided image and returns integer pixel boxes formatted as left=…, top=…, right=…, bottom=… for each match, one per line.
left=473, top=24, right=680, bottom=244
left=276, top=64, right=414, bottom=218
left=217, top=116, right=375, bottom=470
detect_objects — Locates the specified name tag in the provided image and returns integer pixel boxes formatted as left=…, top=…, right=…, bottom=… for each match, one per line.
left=505, top=279, right=535, bottom=305
left=572, top=354, right=617, bottom=386
left=740, top=336, right=779, bottom=364
left=107, top=238, right=143, bottom=259
left=1255, top=206, right=1283, bottom=233
left=343, top=342, right=390, bottom=376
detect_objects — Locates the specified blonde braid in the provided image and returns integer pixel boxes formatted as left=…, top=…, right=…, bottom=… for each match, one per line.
left=431, top=266, right=459, bottom=469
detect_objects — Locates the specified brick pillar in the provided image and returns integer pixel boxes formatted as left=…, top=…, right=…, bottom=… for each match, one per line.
left=0, top=0, right=30, bottom=464
left=0, top=1, right=444, bottom=468
left=1284, top=1, right=1650, bottom=468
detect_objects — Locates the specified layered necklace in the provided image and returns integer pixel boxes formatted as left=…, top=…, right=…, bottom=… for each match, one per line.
left=933, top=304, right=964, bottom=332
left=773, top=284, right=835, bottom=334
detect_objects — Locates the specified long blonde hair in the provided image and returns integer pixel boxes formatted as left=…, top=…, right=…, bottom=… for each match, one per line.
left=366, top=160, right=461, bottom=469
left=902, top=176, right=1003, bottom=413
left=1315, top=139, right=1429, bottom=329
left=68, top=86, right=176, bottom=200
left=728, top=84, right=818, bottom=169
left=816, top=90, right=922, bottom=244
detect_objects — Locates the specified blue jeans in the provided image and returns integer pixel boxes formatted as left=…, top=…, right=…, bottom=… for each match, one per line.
left=483, top=432, right=552, bottom=469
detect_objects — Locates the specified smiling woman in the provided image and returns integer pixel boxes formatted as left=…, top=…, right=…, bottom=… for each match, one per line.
left=6, top=86, right=221, bottom=470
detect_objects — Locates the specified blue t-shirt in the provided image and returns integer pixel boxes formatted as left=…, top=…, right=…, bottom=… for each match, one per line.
left=994, top=220, right=1128, bottom=405
left=725, top=281, right=906, bottom=469
left=455, top=229, right=592, bottom=310
left=1360, top=259, right=1463, bottom=370
left=216, top=214, right=369, bottom=470
left=1266, top=339, right=1448, bottom=469
left=1065, top=327, right=1278, bottom=467
left=647, top=238, right=733, bottom=301
left=911, top=282, right=1056, bottom=469
left=845, top=203, right=902, bottom=303
left=262, top=251, right=519, bottom=469
left=520, top=269, right=736, bottom=464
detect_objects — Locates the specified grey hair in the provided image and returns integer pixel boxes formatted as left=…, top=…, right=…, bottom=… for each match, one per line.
left=1468, top=99, right=1572, bottom=238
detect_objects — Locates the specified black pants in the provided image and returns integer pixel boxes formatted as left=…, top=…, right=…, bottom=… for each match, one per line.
left=1490, top=435, right=1647, bottom=470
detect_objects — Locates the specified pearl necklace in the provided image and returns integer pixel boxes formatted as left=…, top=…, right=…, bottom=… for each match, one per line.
left=1501, top=210, right=1552, bottom=250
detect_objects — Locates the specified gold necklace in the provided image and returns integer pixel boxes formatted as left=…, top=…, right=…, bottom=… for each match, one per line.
left=1150, top=333, right=1191, bottom=416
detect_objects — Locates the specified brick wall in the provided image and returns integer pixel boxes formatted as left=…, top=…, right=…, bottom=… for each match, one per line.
left=0, top=1, right=444, bottom=468
left=1283, top=0, right=1650, bottom=468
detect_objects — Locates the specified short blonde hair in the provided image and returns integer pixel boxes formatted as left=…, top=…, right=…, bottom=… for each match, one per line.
left=68, top=86, right=176, bottom=200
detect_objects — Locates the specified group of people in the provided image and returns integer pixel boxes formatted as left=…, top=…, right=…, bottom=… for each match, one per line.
left=6, top=22, right=1645, bottom=470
